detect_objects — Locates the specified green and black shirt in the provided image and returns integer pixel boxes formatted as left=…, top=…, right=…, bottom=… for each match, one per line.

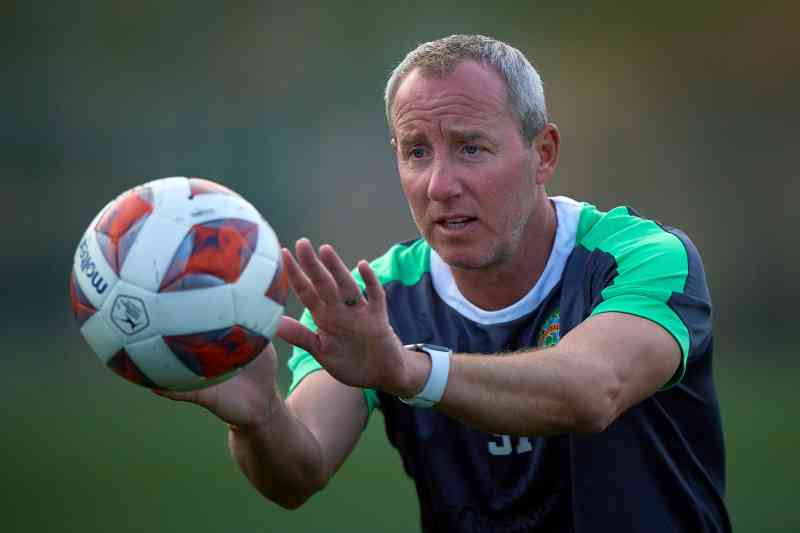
left=289, top=196, right=730, bottom=533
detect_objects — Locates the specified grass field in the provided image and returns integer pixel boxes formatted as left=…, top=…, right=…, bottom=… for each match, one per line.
left=1, top=337, right=797, bottom=532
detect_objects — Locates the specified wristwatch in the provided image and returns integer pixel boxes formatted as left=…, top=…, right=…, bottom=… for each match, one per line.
left=399, top=343, right=452, bottom=408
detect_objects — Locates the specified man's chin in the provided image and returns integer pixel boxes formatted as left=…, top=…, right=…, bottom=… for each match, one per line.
left=433, top=246, right=496, bottom=272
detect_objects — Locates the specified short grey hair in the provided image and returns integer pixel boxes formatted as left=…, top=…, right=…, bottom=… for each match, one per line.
left=384, top=34, right=548, bottom=142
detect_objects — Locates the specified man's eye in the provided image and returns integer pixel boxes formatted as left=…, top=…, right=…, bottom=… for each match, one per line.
left=462, top=144, right=482, bottom=155
left=409, top=147, right=426, bottom=159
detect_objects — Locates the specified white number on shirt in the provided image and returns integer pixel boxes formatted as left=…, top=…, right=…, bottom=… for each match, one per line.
left=488, top=434, right=533, bottom=456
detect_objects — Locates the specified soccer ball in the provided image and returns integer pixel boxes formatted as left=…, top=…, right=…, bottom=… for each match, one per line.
left=69, top=177, right=287, bottom=390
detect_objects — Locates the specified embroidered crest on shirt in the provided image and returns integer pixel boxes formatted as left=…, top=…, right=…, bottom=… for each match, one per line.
left=537, top=310, right=560, bottom=347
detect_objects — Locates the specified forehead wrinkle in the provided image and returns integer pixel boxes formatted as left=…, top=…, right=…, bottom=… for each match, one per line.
left=395, top=87, right=505, bottom=114
left=395, top=91, right=504, bottom=121
left=394, top=96, right=505, bottom=137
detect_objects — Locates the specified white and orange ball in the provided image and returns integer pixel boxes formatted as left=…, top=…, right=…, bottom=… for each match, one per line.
left=69, top=177, right=287, bottom=390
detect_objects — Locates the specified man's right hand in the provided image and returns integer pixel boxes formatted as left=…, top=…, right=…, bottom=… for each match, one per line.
left=153, top=329, right=284, bottom=431
left=152, top=319, right=368, bottom=509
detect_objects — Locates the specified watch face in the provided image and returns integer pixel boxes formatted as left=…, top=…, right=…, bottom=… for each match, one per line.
left=422, top=343, right=451, bottom=353
left=406, top=343, right=451, bottom=354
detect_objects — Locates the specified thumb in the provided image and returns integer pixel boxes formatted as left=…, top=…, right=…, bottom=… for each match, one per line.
left=277, top=315, right=321, bottom=356
left=152, top=388, right=204, bottom=404
left=151, top=385, right=227, bottom=416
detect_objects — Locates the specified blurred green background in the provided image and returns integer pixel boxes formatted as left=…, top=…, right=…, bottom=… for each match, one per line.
left=3, top=1, right=798, bottom=531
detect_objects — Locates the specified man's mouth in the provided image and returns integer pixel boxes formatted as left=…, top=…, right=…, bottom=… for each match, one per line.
left=436, top=216, right=477, bottom=230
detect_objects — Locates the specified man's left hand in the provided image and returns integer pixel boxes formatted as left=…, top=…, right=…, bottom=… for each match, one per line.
left=278, top=238, right=421, bottom=397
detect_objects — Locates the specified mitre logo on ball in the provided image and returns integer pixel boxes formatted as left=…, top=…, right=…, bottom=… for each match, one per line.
left=111, top=295, right=149, bottom=335
left=69, top=177, right=288, bottom=391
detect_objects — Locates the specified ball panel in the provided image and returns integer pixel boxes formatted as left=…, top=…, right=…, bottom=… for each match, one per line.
left=116, top=215, right=150, bottom=273
left=141, top=176, right=191, bottom=198
left=118, top=213, right=189, bottom=293
left=169, top=367, right=243, bottom=391
left=80, top=312, right=124, bottom=363
left=163, top=325, right=268, bottom=378
left=145, top=176, right=192, bottom=219
left=70, top=270, right=97, bottom=326
left=158, top=219, right=258, bottom=292
left=188, top=177, right=239, bottom=198
left=107, top=349, right=158, bottom=388
left=258, top=303, right=282, bottom=341
left=153, top=285, right=235, bottom=336
left=161, top=272, right=227, bottom=292
left=124, top=336, right=202, bottom=390
left=152, top=178, right=260, bottom=228
left=265, top=258, right=289, bottom=306
left=95, top=186, right=154, bottom=274
left=232, top=255, right=284, bottom=337
left=254, top=217, right=281, bottom=261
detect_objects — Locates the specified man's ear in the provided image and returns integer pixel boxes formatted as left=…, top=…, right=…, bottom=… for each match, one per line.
left=534, top=123, right=560, bottom=185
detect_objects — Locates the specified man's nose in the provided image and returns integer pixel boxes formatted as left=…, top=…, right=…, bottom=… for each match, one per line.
left=427, top=154, right=462, bottom=202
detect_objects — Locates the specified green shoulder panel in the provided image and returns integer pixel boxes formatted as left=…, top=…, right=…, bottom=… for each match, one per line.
left=577, top=204, right=691, bottom=387
left=287, top=239, right=431, bottom=415
left=351, top=238, right=431, bottom=289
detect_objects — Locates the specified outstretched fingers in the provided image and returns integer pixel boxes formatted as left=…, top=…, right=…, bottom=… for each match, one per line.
left=283, top=240, right=387, bottom=335
left=282, top=245, right=322, bottom=312
left=294, top=239, right=341, bottom=305
left=319, top=244, right=364, bottom=306
left=358, top=260, right=386, bottom=315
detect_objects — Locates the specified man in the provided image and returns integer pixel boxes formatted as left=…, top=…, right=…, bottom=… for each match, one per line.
left=160, top=35, right=731, bottom=532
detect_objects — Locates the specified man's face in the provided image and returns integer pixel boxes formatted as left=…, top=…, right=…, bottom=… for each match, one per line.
left=391, top=60, right=547, bottom=271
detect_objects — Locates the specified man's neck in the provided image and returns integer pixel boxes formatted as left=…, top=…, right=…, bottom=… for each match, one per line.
left=450, top=198, right=557, bottom=311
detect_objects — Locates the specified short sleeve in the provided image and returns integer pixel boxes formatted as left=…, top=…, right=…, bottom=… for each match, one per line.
left=582, top=208, right=712, bottom=388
